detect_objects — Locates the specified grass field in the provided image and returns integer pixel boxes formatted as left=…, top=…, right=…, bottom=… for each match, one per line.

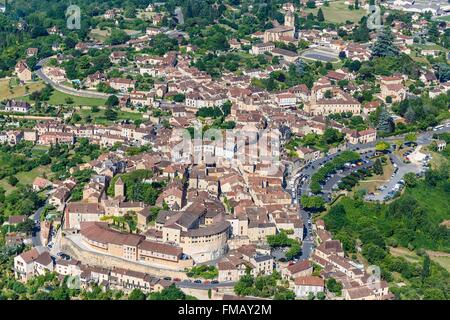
left=304, top=0, right=366, bottom=23
left=429, top=255, right=450, bottom=273
left=89, top=28, right=110, bottom=42
left=77, top=108, right=144, bottom=125
left=436, top=15, right=450, bottom=22
left=0, top=165, right=51, bottom=194
left=22, top=89, right=107, bottom=107
left=389, top=247, right=420, bottom=264
left=0, top=78, right=46, bottom=100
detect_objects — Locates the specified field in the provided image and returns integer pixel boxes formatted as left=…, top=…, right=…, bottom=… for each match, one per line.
left=22, top=90, right=107, bottom=107
left=0, top=165, right=51, bottom=194
left=89, top=28, right=110, bottom=42
left=428, top=254, right=450, bottom=273
left=0, top=78, right=45, bottom=100
left=77, top=108, right=144, bottom=125
left=436, top=15, right=450, bottom=22
left=389, top=247, right=420, bottom=264
left=303, top=0, right=366, bottom=23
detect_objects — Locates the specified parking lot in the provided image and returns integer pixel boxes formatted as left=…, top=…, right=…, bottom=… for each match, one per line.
left=365, top=151, right=427, bottom=202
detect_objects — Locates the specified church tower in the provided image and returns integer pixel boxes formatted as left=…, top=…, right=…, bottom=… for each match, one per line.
left=115, top=177, right=125, bottom=199
left=284, top=11, right=295, bottom=30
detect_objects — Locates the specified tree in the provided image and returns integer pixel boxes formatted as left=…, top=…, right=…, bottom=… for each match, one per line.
left=317, top=8, right=325, bottom=22
left=421, top=255, right=431, bottom=283
left=106, top=95, right=119, bottom=107
left=377, top=106, right=395, bottom=134
left=128, top=289, right=146, bottom=300
left=375, top=141, right=391, bottom=152
left=306, top=0, right=316, bottom=9
left=104, top=108, right=118, bottom=121
left=106, top=29, right=130, bottom=45
left=404, top=172, right=417, bottom=188
left=372, top=27, right=400, bottom=58
left=373, top=158, right=383, bottom=175
left=8, top=176, right=19, bottom=186
left=326, top=278, right=343, bottom=296
left=301, top=195, right=325, bottom=211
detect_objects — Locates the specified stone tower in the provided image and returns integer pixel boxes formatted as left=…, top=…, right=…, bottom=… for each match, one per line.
left=115, top=177, right=125, bottom=198
left=284, top=11, right=295, bottom=30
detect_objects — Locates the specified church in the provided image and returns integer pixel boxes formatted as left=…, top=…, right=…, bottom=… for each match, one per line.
left=263, top=11, right=296, bottom=43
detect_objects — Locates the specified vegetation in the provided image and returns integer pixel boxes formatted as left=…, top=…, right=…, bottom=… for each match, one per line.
left=185, top=265, right=218, bottom=280
left=234, top=271, right=294, bottom=300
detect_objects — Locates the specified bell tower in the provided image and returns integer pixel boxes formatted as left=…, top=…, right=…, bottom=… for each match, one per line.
left=115, top=177, right=125, bottom=199
left=285, top=11, right=295, bottom=30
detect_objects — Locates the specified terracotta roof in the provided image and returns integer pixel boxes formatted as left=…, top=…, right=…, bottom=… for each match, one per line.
left=294, top=276, right=324, bottom=287
left=287, top=260, right=312, bottom=274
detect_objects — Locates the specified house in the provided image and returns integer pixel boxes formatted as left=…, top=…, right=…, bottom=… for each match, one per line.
left=109, top=78, right=137, bottom=92
left=229, top=39, right=241, bottom=50
left=294, top=276, right=325, bottom=298
left=32, top=177, right=52, bottom=191
left=26, top=48, right=38, bottom=57
left=38, top=132, right=75, bottom=145
left=14, top=60, right=32, bottom=82
left=250, top=42, right=275, bottom=55
left=345, top=128, right=377, bottom=144
left=379, top=76, right=406, bottom=103
left=297, top=147, right=321, bottom=163
left=85, top=71, right=106, bottom=88
left=282, top=260, right=313, bottom=280
left=14, top=248, right=54, bottom=282
left=110, top=51, right=127, bottom=64
left=7, top=215, right=27, bottom=226
left=44, top=66, right=66, bottom=83
left=4, top=100, right=31, bottom=113
left=23, top=130, right=38, bottom=142
left=275, top=92, right=297, bottom=107
left=49, top=187, right=71, bottom=210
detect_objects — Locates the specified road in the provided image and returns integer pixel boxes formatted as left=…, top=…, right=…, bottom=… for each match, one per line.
left=30, top=206, right=45, bottom=248
left=35, top=58, right=112, bottom=99
left=176, top=280, right=235, bottom=290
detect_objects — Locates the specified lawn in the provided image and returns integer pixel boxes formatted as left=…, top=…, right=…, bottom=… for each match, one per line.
left=22, top=89, right=107, bottom=107
left=89, top=28, right=110, bottom=42
left=303, top=0, right=366, bottom=23
left=389, top=246, right=420, bottom=264
left=429, top=255, right=450, bottom=273
left=436, top=15, right=450, bottom=22
left=77, top=108, right=144, bottom=125
left=356, top=157, right=394, bottom=193
left=0, top=78, right=46, bottom=100
left=0, top=165, right=51, bottom=194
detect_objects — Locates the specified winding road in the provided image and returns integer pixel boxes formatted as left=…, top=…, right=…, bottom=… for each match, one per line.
left=35, top=57, right=112, bottom=99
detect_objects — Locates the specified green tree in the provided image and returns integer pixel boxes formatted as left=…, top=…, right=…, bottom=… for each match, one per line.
left=106, top=95, right=119, bottom=107
left=373, top=158, right=383, bottom=175
left=8, top=176, right=19, bottom=186
left=372, top=27, right=400, bottom=58
left=421, top=255, right=431, bottom=283
left=128, top=289, right=146, bottom=300
left=377, top=106, right=395, bottom=134
left=317, top=8, right=325, bottom=22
